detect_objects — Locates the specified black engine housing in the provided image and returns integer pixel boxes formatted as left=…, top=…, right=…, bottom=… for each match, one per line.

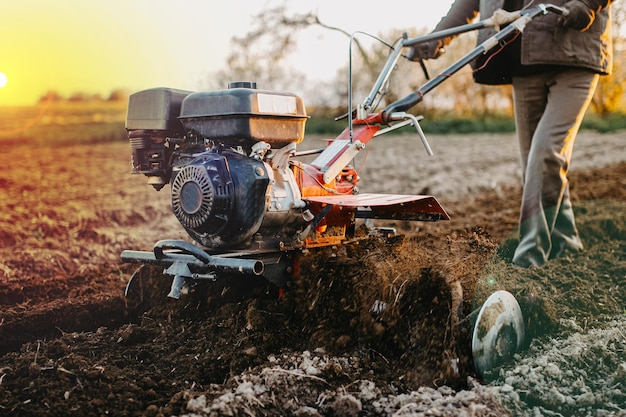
left=171, top=149, right=270, bottom=249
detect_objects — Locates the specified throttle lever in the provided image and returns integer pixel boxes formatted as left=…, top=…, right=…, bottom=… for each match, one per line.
left=388, top=112, right=433, bottom=156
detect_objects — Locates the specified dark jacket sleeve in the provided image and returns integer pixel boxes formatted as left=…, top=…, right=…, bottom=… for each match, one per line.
left=434, top=0, right=481, bottom=32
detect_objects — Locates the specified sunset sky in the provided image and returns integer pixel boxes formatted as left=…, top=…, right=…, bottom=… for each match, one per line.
left=0, top=0, right=453, bottom=106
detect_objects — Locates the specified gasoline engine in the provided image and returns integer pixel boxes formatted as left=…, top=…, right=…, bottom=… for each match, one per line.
left=126, top=82, right=315, bottom=251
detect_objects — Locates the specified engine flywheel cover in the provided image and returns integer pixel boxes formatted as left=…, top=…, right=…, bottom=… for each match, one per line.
left=472, top=290, right=525, bottom=377
left=171, top=165, right=214, bottom=230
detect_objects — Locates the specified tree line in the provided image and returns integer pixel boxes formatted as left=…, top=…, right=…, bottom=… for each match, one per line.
left=38, top=89, right=129, bottom=104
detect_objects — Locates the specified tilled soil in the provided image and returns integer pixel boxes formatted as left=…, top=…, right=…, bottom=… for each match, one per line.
left=0, top=133, right=625, bottom=416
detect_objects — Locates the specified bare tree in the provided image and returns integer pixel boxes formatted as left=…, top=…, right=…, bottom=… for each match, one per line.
left=213, top=2, right=374, bottom=94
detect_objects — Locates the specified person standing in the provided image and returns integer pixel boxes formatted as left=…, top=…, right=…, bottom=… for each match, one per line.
left=410, top=0, right=614, bottom=267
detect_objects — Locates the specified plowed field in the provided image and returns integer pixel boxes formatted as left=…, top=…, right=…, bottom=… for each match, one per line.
left=1, top=128, right=625, bottom=416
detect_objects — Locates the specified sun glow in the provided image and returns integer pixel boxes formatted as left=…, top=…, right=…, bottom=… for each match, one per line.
left=0, top=1, right=455, bottom=106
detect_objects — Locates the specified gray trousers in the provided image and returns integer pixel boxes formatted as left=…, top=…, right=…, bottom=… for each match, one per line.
left=511, top=68, right=599, bottom=267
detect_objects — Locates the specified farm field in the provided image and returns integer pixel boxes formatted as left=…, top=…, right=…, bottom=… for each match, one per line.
left=0, top=104, right=625, bottom=416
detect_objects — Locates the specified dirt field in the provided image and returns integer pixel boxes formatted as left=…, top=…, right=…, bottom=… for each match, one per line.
left=0, top=130, right=625, bottom=416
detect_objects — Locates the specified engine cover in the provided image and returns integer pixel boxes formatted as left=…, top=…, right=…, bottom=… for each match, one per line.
left=179, top=84, right=307, bottom=149
left=171, top=149, right=270, bottom=249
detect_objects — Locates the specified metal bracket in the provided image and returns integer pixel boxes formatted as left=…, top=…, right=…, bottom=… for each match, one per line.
left=163, top=261, right=193, bottom=299
left=387, top=112, right=433, bottom=156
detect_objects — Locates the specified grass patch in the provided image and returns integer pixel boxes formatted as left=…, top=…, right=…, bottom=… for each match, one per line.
left=305, top=112, right=626, bottom=136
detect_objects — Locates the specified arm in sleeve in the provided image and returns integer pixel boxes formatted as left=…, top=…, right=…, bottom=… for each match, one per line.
left=433, top=0, right=481, bottom=32
left=432, top=0, right=481, bottom=47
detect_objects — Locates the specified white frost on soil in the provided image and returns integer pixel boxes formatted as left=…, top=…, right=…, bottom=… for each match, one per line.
left=486, top=316, right=626, bottom=416
left=182, top=350, right=507, bottom=417
left=182, top=317, right=626, bottom=416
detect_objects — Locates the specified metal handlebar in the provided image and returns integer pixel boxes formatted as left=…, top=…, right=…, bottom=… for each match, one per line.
left=374, top=4, right=565, bottom=120
left=336, top=4, right=565, bottom=156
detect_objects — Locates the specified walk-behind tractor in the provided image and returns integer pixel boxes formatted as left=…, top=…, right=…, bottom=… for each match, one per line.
left=121, top=5, right=566, bottom=376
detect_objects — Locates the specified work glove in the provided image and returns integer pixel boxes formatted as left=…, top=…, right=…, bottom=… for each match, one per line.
left=560, top=0, right=596, bottom=32
left=407, top=39, right=445, bottom=61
